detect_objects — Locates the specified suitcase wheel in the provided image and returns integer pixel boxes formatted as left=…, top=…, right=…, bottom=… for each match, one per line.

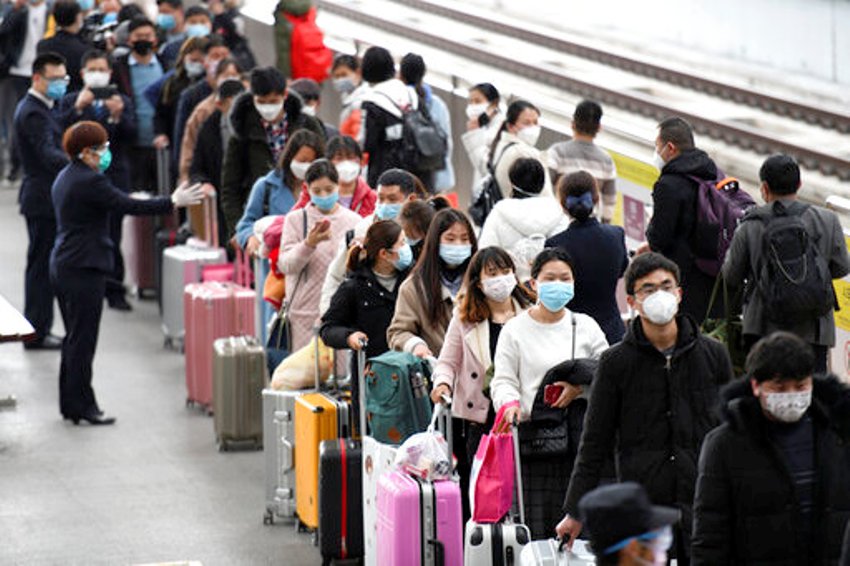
left=185, top=399, right=193, bottom=408
left=311, top=531, right=318, bottom=547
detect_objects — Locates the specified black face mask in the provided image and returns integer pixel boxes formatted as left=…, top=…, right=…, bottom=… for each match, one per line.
left=131, top=40, right=154, bottom=56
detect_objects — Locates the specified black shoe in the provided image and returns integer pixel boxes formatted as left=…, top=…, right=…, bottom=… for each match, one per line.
left=107, top=295, right=132, bottom=312
left=68, top=412, right=116, bottom=425
left=6, top=169, right=18, bottom=182
left=23, top=334, right=64, bottom=350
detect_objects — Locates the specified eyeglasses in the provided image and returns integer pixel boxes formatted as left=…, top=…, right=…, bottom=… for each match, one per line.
left=634, top=282, right=677, bottom=300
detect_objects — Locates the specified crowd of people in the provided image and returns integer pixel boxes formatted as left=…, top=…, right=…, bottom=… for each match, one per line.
left=2, top=0, right=850, bottom=563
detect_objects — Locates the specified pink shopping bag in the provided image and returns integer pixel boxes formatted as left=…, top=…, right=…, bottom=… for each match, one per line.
left=469, top=402, right=517, bottom=523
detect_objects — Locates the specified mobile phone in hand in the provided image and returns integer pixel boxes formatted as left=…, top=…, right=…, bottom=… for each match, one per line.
left=544, top=384, right=565, bottom=406
left=91, top=85, right=118, bottom=100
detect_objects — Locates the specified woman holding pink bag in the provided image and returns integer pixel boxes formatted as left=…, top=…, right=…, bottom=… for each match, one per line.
left=431, top=246, right=535, bottom=520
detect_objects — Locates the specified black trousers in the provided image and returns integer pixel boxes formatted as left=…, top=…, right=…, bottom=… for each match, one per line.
left=24, top=215, right=57, bottom=339
left=53, top=266, right=106, bottom=417
left=105, top=210, right=126, bottom=300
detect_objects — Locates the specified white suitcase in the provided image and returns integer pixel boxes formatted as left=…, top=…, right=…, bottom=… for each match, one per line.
left=519, top=539, right=596, bottom=565
left=262, top=388, right=302, bottom=524
left=161, top=241, right=226, bottom=349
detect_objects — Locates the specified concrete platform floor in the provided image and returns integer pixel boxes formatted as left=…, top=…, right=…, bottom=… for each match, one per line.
left=0, top=184, right=318, bottom=565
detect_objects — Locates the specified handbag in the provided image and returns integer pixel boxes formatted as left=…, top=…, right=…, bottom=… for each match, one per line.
left=701, top=275, right=746, bottom=375
left=469, top=402, right=517, bottom=523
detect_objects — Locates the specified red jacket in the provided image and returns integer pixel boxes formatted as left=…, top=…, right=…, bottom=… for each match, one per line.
left=293, top=176, right=376, bottom=218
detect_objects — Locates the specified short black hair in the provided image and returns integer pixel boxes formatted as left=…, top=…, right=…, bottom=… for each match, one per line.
left=250, top=66, right=286, bottom=96
left=377, top=168, right=419, bottom=196
left=624, top=252, right=680, bottom=295
left=305, top=158, right=339, bottom=185
left=747, top=331, right=814, bottom=383
left=508, top=158, right=545, bottom=197
left=573, top=100, right=603, bottom=136
left=471, top=82, right=499, bottom=103
left=657, top=116, right=694, bottom=151
left=759, top=154, right=800, bottom=196
left=531, top=247, right=576, bottom=279
left=289, top=78, right=321, bottom=102
left=327, top=135, right=362, bottom=160
left=185, top=5, right=211, bottom=21
left=157, top=0, right=183, bottom=8
left=33, top=52, right=66, bottom=75
left=118, top=4, right=144, bottom=23
left=128, top=16, right=156, bottom=34
left=81, top=49, right=110, bottom=69
left=332, top=53, right=359, bottom=72
left=53, top=0, right=82, bottom=28
left=203, top=33, right=226, bottom=52
left=400, top=52, right=425, bottom=86
left=361, top=46, right=395, bottom=84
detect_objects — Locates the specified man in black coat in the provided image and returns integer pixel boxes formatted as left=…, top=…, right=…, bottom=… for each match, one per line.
left=642, top=116, right=720, bottom=325
left=36, top=0, right=90, bottom=93
left=557, top=252, right=734, bottom=565
left=692, top=331, right=850, bottom=565
left=14, top=52, right=70, bottom=349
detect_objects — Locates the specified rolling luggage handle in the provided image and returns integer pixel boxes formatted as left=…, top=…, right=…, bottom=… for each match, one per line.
left=510, top=416, right=526, bottom=527
left=357, top=338, right=368, bottom=439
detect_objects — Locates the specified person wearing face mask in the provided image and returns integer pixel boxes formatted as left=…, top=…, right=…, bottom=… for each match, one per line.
left=154, top=0, right=185, bottom=68
left=278, top=159, right=360, bottom=353
left=558, top=252, right=733, bottom=565
left=692, top=331, right=850, bottom=566
left=159, top=4, right=215, bottom=71
left=461, top=82, right=503, bottom=192
left=431, top=246, right=535, bottom=521
left=388, top=208, right=478, bottom=358
left=289, top=77, right=340, bottom=141
left=579, top=483, right=678, bottom=566
left=546, top=171, right=629, bottom=344
left=488, top=99, right=552, bottom=200
left=36, top=0, right=89, bottom=94
left=14, top=52, right=70, bottom=351
left=479, top=157, right=569, bottom=282
left=50, top=121, right=204, bottom=424
left=491, top=247, right=608, bottom=537
left=399, top=197, right=447, bottom=262
left=330, top=53, right=367, bottom=141
left=221, top=65, right=325, bottom=237
left=57, top=48, right=137, bottom=312
left=319, top=220, right=412, bottom=433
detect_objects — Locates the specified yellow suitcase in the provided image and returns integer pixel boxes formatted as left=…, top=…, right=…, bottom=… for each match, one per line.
left=294, top=392, right=351, bottom=529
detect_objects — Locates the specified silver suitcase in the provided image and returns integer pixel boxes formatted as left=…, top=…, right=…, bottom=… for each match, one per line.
left=213, top=336, right=267, bottom=451
left=161, top=242, right=226, bottom=349
left=519, top=539, right=596, bottom=565
left=262, top=388, right=304, bottom=524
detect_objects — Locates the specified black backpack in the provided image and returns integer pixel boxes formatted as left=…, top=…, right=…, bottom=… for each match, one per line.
left=749, top=203, right=834, bottom=324
left=378, top=91, right=448, bottom=173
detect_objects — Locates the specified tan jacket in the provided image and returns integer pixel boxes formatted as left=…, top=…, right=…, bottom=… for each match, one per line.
left=179, top=95, right=217, bottom=183
left=386, top=276, right=453, bottom=356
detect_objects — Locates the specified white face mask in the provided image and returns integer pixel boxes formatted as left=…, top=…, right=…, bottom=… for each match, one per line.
left=652, top=150, right=666, bottom=171
left=640, top=290, right=678, bottom=325
left=466, top=102, right=488, bottom=120
left=301, top=104, right=317, bottom=117
left=254, top=101, right=283, bottom=122
left=290, top=160, right=312, bottom=181
left=481, top=273, right=517, bottom=303
left=516, top=124, right=541, bottom=147
left=83, top=70, right=110, bottom=89
left=762, top=389, right=812, bottom=423
left=335, top=160, right=360, bottom=183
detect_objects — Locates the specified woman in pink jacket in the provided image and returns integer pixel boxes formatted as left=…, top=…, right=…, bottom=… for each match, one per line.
left=430, top=246, right=535, bottom=519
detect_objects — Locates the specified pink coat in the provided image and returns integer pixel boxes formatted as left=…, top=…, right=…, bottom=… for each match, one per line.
left=432, top=311, right=492, bottom=424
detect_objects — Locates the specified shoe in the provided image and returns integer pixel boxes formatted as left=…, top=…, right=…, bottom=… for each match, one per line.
left=23, top=334, right=64, bottom=350
left=68, top=412, right=116, bottom=425
left=107, top=295, right=132, bottom=312
left=6, top=169, right=18, bottom=182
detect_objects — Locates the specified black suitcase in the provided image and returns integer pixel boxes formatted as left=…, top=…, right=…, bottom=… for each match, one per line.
left=318, top=437, right=363, bottom=565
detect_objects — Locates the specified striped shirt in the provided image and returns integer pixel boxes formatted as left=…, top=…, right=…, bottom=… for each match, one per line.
left=547, top=139, right=617, bottom=197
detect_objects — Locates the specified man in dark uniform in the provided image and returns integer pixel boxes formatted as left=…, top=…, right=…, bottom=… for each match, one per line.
left=14, top=51, right=70, bottom=350
left=36, top=0, right=90, bottom=93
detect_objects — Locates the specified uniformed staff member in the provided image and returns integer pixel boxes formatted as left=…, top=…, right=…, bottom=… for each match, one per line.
left=50, top=121, right=204, bottom=425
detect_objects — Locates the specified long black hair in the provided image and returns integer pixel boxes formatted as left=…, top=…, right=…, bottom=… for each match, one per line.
left=277, top=130, right=325, bottom=193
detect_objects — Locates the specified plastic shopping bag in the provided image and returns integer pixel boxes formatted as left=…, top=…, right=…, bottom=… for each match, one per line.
left=393, top=400, right=454, bottom=481
left=469, top=402, right=517, bottom=523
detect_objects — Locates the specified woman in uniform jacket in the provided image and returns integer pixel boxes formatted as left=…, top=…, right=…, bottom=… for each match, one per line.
left=50, top=121, right=203, bottom=425
left=387, top=208, right=478, bottom=358
left=319, top=220, right=411, bottom=432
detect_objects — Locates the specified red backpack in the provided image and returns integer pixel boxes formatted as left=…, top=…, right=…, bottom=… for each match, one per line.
left=285, top=7, right=332, bottom=82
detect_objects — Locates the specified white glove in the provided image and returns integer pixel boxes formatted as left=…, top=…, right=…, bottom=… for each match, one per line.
left=171, top=182, right=205, bottom=208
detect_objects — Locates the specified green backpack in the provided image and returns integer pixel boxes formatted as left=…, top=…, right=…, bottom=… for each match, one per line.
left=365, top=351, right=433, bottom=445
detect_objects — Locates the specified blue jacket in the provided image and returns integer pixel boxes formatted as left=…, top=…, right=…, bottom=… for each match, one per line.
left=546, top=218, right=629, bottom=344
left=51, top=161, right=173, bottom=273
left=423, top=84, right=455, bottom=192
left=235, top=169, right=296, bottom=248
left=14, top=93, right=69, bottom=218
left=56, top=91, right=137, bottom=192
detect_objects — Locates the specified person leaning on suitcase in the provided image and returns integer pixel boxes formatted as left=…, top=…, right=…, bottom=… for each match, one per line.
left=50, top=121, right=204, bottom=425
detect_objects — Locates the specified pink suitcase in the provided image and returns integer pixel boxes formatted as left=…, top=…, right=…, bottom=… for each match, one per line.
left=184, top=282, right=256, bottom=411
left=376, top=472, right=463, bottom=566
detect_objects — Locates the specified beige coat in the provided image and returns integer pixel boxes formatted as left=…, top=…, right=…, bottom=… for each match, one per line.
left=386, top=276, right=453, bottom=356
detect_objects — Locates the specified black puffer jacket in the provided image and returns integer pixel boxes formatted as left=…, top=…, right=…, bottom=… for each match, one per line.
left=646, top=149, right=720, bottom=324
left=692, top=376, right=850, bottom=565
left=564, top=315, right=733, bottom=541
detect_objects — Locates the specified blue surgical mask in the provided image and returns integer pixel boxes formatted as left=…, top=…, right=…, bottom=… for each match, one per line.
left=156, top=13, right=176, bottom=31
left=102, top=12, right=118, bottom=24
left=186, top=23, right=211, bottom=38
left=375, top=202, right=402, bottom=221
left=46, top=79, right=68, bottom=101
left=405, top=236, right=421, bottom=247
left=311, top=191, right=339, bottom=212
left=439, top=243, right=472, bottom=267
left=393, top=243, right=413, bottom=271
left=537, top=281, right=575, bottom=312
left=77, top=0, right=93, bottom=11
